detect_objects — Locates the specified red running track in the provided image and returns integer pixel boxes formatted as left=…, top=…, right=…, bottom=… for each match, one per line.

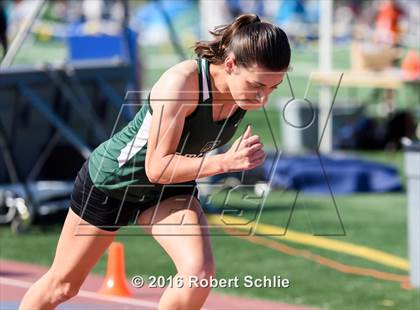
left=0, top=260, right=318, bottom=310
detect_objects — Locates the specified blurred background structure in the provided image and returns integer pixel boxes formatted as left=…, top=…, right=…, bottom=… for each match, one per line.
left=0, top=0, right=419, bottom=309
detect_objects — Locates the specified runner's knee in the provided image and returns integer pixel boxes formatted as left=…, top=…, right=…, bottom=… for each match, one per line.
left=47, top=270, right=81, bottom=303
left=179, top=257, right=216, bottom=279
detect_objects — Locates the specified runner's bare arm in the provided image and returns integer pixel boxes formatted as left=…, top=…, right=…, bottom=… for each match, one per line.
left=145, top=61, right=227, bottom=184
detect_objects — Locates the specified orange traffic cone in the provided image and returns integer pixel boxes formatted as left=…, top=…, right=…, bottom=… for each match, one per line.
left=401, top=50, right=420, bottom=80
left=97, top=242, right=133, bottom=297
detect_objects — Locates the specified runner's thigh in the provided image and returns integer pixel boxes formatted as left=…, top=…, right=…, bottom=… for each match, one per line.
left=49, top=208, right=117, bottom=285
left=137, top=195, right=214, bottom=273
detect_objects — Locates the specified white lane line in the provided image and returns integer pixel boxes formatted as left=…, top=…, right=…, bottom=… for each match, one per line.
left=0, top=276, right=211, bottom=310
left=0, top=277, right=158, bottom=308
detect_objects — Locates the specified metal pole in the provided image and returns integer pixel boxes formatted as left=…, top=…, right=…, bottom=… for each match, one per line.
left=0, top=0, right=46, bottom=68
left=198, top=0, right=229, bottom=208
left=318, top=0, right=333, bottom=153
left=404, top=143, right=420, bottom=288
left=199, top=0, right=228, bottom=40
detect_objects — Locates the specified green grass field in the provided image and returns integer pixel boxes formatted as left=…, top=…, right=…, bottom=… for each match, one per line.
left=1, top=189, right=419, bottom=310
left=2, top=40, right=419, bottom=309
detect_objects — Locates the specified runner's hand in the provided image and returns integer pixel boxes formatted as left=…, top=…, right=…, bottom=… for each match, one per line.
left=221, top=125, right=266, bottom=172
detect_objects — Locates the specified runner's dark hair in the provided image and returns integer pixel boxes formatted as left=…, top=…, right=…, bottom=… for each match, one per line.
left=194, top=13, right=291, bottom=71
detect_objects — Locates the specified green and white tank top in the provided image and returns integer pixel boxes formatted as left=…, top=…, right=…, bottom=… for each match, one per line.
left=88, top=58, right=246, bottom=202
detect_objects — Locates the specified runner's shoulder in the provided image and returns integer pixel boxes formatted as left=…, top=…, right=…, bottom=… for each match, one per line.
left=150, top=60, right=199, bottom=115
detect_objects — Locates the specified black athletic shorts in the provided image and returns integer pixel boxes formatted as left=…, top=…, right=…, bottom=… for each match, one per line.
left=70, top=160, right=199, bottom=231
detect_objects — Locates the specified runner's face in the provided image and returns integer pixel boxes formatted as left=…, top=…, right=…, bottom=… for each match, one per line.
left=225, top=56, right=286, bottom=110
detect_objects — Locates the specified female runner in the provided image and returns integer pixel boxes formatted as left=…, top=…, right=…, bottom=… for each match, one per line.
left=20, top=13, right=290, bottom=310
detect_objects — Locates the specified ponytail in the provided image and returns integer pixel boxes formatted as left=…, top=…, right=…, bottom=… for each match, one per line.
left=194, top=14, right=290, bottom=71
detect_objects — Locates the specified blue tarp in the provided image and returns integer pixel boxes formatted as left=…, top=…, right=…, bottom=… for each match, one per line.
left=262, top=154, right=403, bottom=195
left=67, top=26, right=137, bottom=62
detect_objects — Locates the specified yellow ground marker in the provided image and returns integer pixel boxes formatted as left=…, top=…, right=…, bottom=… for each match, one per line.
left=207, top=214, right=409, bottom=271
